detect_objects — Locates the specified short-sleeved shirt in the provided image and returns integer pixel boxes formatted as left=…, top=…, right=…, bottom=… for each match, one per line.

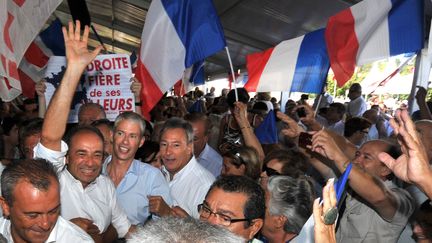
left=336, top=181, right=414, bottom=243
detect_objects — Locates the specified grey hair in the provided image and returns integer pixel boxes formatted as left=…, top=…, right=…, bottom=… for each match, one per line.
left=127, top=217, right=244, bottom=243
left=159, top=117, right=194, bottom=144
left=267, top=176, right=315, bottom=234
left=114, top=111, right=146, bottom=137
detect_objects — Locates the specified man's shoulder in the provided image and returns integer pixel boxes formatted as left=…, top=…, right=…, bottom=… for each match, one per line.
left=189, top=159, right=216, bottom=185
left=54, top=216, right=94, bottom=242
left=131, top=159, right=164, bottom=177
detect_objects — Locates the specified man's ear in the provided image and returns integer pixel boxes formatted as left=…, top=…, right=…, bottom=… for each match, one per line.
left=0, top=197, right=11, bottom=218
left=275, top=215, right=287, bottom=229
left=139, top=136, right=145, bottom=147
left=380, top=164, right=392, bottom=178
left=248, top=218, right=264, bottom=240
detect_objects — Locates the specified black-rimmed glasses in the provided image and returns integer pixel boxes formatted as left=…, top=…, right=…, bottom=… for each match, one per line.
left=197, top=203, right=250, bottom=226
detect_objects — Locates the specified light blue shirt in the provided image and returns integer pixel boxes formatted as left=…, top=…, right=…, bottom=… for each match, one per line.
left=103, top=157, right=172, bottom=225
left=197, top=143, right=223, bottom=177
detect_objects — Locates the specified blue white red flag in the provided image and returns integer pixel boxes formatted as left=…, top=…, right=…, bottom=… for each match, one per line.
left=0, top=0, right=62, bottom=101
left=18, top=18, right=65, bottom=98
left=244, top=29, right=329, bottom=94
left=326, top=0, right=423, bottom=87
left=135, top=0, right=226, bottom=119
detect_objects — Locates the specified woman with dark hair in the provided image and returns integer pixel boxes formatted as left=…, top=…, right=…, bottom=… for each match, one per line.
left=217, top=88, right=264, bottom=162
left=221, top=146, right=262, bottom=181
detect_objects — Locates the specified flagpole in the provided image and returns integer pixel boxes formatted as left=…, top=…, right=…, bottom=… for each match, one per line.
left=225, top=46, right=238, bottom=101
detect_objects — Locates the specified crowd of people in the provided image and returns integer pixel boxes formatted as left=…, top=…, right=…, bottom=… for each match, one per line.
left=0, top=20, right=432, bottom=243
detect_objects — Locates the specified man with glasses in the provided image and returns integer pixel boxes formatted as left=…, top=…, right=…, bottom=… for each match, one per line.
left=344, top=117, right=372, bottom=147
left=199, top=175, right=265, bottom=241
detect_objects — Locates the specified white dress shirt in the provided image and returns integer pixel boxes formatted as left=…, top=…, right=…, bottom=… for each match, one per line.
left=0, top=216, right=93, bottom=242
left=34, top=141, right=131, bottom=237
left=197, top=143, right=223, bottom=177
left=347, top=96, right=367, bottom=117
left=162, top=157, right=215, bottom=218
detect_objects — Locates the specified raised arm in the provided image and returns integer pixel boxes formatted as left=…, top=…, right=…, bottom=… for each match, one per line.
left=378, top=109, right=432, bottom=199
left=232, top=102, right=265, bottom=162
left=41, top=21, right=102, bottom=151
left=35, top=80, right=47, bottom=118
left=311, top=130, right=399, bottom=220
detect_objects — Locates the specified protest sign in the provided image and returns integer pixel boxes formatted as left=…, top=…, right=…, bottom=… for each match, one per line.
left=44, top=54, right=134, bottom=123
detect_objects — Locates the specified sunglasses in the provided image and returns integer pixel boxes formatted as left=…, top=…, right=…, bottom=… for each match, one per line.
left=263, top=164, right=281, bottom=177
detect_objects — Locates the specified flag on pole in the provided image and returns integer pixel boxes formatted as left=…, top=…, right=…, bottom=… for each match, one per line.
left=244, top=28, right=329, bottom=94
left=0, top=0, right=62, bottom=101
left=135, top=0, right=226, bottom=119
left=325, top=0, right=423, bottom=87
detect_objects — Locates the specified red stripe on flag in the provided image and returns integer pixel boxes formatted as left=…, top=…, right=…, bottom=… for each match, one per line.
left=325, top=9, right=358, bottom=87
left=13, top=0, right=25, bottom=7
left=8, top=60, right=19, bottom=80
left=244, top=47, right=274, bottom=92
left=18, top=69, right=36, bottom=98
left=1, top=55, right=7, bottom=70
left=173, top=80, right=185, bottom=97
left=135, top=59, right=164, bottom=120
left=3, top=77, right=12, bottom=90
left=4, top=13, right=15, bottom=52
left=24, top=42, right=49, bottom=68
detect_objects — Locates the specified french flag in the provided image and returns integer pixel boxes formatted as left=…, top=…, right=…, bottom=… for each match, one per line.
left=18, top=19, right=65, bottom=98
left=326, top=0, right=423, bottom=87
left=135, top=0, right=226, bottom=119
left=245, top=29, right=330, bottom=94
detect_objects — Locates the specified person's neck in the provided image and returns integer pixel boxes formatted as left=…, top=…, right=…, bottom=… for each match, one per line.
left=266, top=231, right=297, bottom=243
left=107, top=156, right=133, bottom=186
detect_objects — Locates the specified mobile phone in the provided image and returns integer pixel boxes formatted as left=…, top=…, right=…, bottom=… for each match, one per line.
left=297, top=107, right=307, bottom=118
left=298, top=132, right=312, bottom=148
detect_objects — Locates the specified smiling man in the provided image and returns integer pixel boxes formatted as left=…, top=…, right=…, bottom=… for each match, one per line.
left=34, top=21, right=132, bottom=242
left=149, top=117, right=215, bottom=218
left=0, top=159, right=92, bottom=243
left=103, top=111, right=172, bottom=225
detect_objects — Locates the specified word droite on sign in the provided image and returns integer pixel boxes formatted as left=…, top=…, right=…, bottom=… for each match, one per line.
left=86, top=56, right=129, bottom=71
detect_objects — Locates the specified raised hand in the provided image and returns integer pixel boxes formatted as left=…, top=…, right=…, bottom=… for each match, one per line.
left=310, top=129, right=347, bottom=165
left=313, top=179, right=337, bottom=243
left=378, top=109, right=431, bottom=186
left=62, top=20, right=102, bottom=72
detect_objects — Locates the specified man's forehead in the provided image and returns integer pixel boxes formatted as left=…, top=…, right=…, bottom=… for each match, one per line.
left=360, top=140, right=387, bottom=154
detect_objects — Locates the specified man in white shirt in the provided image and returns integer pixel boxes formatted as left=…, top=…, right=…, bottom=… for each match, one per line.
left=184, top=113, right=223, bottom=177
left=34, top=20, right=131, bottom=242
left=149, top=118, right=215, bottom=218
left=0, top=159, right=93, bottom=243
left=347, top=83, right=367, bottom=118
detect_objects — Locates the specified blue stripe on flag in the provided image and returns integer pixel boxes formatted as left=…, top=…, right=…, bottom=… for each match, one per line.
left=290, top=28, right=330, bottom=94
left=191, top=60, right=205, bottom=86
left=388, top=0, right=423, bottom=55
left=161, top=0, right=226, bottom=67
left=254, top=110, right=278, bottom=144
left=39, top=18, right=65, bottom=56
left=335, top=162, right=353, bottom=204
